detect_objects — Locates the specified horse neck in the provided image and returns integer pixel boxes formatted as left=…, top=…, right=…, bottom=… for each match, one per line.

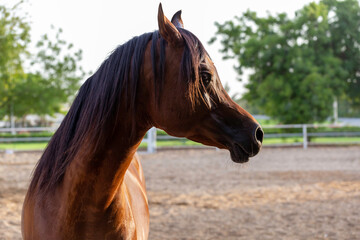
left=61, top=108, right=150, bottom=210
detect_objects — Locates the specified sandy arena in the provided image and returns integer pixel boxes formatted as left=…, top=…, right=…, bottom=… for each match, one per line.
left=0, top=147, right=359, bottom=240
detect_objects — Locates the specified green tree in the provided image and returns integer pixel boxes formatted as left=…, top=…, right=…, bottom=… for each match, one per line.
left=210, top=0, right=358, bottom=123
left=324, top=0, right=360, bottom=109
left=0, top=2, right=85, bottom=122
left=22, top=27, right=85, bottom=116
left=0, top=1, right=30, bottom=119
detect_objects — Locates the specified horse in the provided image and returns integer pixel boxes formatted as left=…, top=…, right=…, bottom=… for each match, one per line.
left=22, top=4, right=263, bottom=240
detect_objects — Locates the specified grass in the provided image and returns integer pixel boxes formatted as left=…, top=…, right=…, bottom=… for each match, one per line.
left=311, top=137, right=360, bottom=143
left=1, top=137, right=360, bottom=151
left=0, top=139, right=202, bottom=151
left=0, top=142, right=48, bottom=150
left=156, top=140, right=202, bottom=147
left=263, top=137, right=303, bottom=145
left=263, top=137, right=360, bottom=145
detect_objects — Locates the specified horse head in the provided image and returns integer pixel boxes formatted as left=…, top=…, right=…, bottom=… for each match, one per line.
left=143, top=4, right=263, bottom=163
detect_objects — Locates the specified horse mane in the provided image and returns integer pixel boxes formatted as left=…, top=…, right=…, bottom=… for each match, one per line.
left=30, top=29, right=207, bottom=193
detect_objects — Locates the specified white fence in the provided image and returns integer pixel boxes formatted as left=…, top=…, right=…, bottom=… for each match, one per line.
left=0, top=126, right=159, bottom=153
left=262, top=123, right=360, bottom=149
left=1, top=124, right=360, bottom=152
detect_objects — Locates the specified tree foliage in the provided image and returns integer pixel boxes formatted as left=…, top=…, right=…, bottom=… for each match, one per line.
left=324, top=0, right=360, bottom=107
left=210, top=0, right=360, bottom=123
left=21, top=27, right=84, bottom=116
left=0, top=2, right=85, bottom=121
left=0, top=2, right=30, bottom=118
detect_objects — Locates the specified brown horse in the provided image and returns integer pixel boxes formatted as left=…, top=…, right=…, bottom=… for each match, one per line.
left=22, top=4, right=263, bottom=240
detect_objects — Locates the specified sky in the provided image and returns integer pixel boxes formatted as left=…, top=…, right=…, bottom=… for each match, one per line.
left=12, top=0, right=315, bottom=96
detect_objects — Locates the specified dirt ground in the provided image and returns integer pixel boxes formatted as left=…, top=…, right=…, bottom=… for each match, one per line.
left=0, top=147, right=359, bottom=240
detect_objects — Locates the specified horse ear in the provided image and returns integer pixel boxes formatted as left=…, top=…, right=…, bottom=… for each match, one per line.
left=171, top=10, right=184, bottom=28
left=158, top=3, right=184, bottom=47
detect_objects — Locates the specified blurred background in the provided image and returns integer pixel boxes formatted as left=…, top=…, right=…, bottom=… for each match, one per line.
left=0, top=0, right=359, bottom=239
left=0, top=0, right=360, bottom=149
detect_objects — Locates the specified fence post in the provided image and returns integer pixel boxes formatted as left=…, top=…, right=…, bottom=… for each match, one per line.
left=302, top=124, right=308, bottom=149
left=10, top=103, right=16, bottom=135
left=147, top=127, right=157, bottom=153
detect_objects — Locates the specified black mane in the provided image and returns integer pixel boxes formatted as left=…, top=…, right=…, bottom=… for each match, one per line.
left=30, top=29, right=207, bottom=192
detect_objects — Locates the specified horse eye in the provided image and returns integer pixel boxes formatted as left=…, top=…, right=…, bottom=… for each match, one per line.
left=201, top=72, right=212, bottom=87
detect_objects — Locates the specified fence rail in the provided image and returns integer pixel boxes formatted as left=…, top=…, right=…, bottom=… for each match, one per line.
left=0, top=127, right=57, bottom=133
left=1, top=123, right=360, bottom=152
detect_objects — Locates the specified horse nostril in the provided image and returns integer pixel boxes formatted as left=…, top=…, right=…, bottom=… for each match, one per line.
left=255, top=126, right=264, bottom=144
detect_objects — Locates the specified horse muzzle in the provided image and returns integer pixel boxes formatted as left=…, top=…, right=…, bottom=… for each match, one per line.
left=227, top=125, right=263, bottom=163
left=228, top=126, right=264, bottom=163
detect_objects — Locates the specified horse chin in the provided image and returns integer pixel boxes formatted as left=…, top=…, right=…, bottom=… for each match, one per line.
left=229, top=144, right=250, bottom=163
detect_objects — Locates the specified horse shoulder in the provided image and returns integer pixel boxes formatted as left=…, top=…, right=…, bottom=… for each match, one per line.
left=122, top=154, right=149, bottom=240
